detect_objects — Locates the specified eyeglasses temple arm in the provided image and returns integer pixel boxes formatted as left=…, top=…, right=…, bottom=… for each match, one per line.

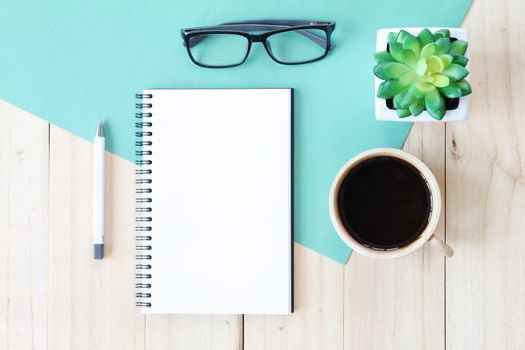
left=222, top=19, right=332, bottom=27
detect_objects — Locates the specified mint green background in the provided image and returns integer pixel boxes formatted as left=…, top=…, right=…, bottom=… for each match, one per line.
left=0, top=0, right=471, bottom=264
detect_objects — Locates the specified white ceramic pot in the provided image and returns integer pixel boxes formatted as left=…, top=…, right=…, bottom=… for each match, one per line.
left=375, top=27, right=470, bottom=122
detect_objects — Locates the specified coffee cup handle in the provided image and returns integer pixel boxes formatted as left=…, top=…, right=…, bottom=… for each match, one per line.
left=428, top=234, right=454, bottom=257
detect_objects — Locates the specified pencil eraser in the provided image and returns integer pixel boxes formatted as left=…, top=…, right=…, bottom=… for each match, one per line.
left=94, top=244, right=104, bottom=259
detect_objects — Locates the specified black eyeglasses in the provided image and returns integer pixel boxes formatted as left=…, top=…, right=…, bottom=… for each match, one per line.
left=180, top=20, right=336, bottom=68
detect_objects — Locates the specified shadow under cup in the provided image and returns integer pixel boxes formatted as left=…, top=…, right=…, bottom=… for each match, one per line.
left=336, top=156, right=432, bottom=251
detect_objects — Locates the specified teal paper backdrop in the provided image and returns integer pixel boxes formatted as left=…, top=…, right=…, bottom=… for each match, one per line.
left=0, top=0, right=471, bottom=263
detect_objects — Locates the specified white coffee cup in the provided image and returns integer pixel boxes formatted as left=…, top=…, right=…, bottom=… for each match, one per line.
left=329, top=148, right=453, bottom=259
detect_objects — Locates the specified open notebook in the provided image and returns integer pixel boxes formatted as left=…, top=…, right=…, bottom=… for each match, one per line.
left=135, top=89, right=293, bottom=314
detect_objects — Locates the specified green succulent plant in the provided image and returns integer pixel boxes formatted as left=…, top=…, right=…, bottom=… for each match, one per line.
left=374, top=28, right=472, bottom=120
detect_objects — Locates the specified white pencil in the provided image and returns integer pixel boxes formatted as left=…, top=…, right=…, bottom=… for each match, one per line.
left=93, top=120, right=106, bottom=259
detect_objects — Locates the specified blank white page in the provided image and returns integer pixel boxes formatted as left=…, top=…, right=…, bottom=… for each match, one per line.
left=142, top=89, right=292, bottom=314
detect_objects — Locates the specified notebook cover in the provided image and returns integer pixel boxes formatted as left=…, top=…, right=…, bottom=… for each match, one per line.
left=136, top=89, right=293, bottom=314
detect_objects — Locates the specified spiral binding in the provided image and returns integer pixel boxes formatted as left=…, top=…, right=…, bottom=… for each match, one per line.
left=135, top=93, right=153, bottom=308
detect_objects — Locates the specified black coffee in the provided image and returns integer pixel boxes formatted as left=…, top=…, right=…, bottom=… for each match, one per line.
left=337, top=156, right=431, bottom=250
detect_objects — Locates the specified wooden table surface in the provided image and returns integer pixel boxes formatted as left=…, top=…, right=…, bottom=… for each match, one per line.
left=1, top=0, right=524, bottom=348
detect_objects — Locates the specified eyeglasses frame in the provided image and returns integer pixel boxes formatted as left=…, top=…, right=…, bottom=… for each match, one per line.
left=181, top=20, right=336, bottom=68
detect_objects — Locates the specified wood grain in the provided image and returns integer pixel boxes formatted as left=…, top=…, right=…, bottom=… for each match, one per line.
left=1, top=0, right=525, bottom=348
left=344, top=123, right=446, bottom=350
left=0, top=102, right=49, bottom=350
left=244, top=244, right=344, bottom=350
left=145, top=314, right=242, bottom=350
left=47, top=125, right=144, bottom=350
left=446, top=0, right=525, bottom=348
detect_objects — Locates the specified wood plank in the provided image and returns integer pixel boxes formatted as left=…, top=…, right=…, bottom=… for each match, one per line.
left=446, top=0, right=525, bottom=348
left=244, top=243, right=344, bottom=350
left=3, top=2, right=525, bottom=348
left=48, top=126, right=144, bottom=350
left=344, top=122, right=446, bottom=349
left=105, top=154, right=146, bottom=350
left=145, top=314, right=242, bottom=350
left=0, top=103, right=7, bottom=350
left=0, top=101, right=49, bottom=350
